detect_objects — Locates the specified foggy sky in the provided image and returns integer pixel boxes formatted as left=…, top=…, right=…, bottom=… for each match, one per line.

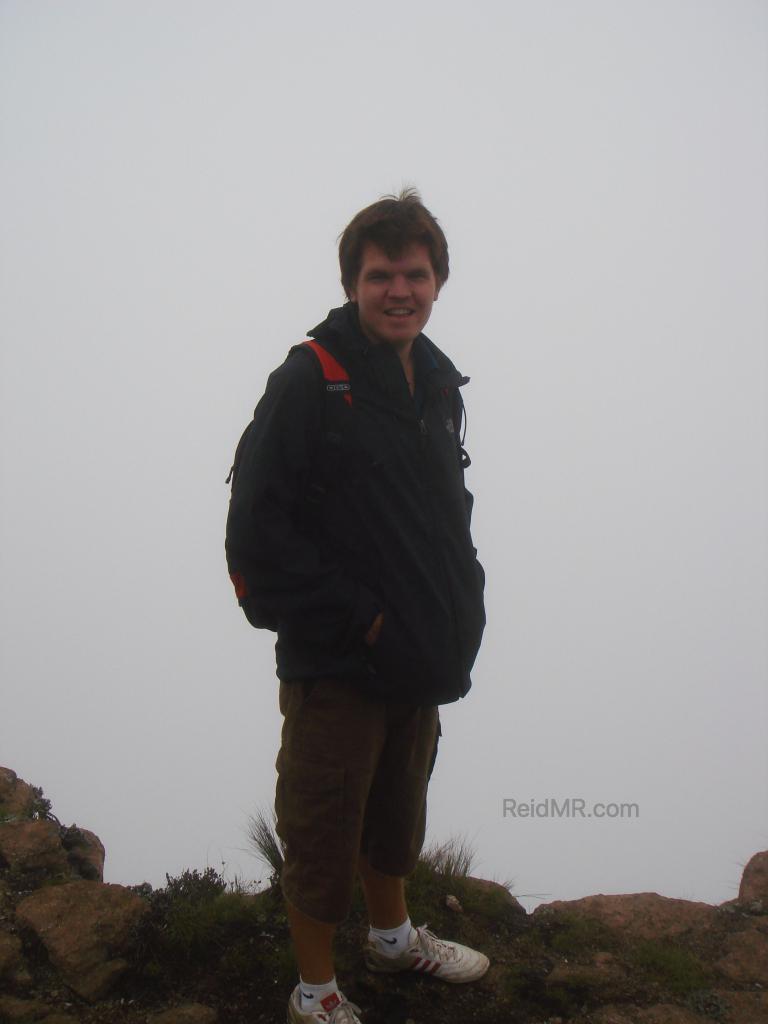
left=1, top=0, right=766, bottom=910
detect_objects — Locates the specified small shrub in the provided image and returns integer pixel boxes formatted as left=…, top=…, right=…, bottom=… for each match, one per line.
left=0, top=783, right=54, bottom=823
left=161, top=866, right=228, bottom=903
left=134, top=866, right=281, bottom=988
left=29, top=786, right=53, bottom=821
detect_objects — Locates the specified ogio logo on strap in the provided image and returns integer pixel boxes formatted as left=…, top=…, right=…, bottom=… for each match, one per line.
left=302, top=339, right=352, bottom=407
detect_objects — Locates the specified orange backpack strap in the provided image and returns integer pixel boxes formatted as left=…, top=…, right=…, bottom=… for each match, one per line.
left=302, top=340, right=352, bottom=406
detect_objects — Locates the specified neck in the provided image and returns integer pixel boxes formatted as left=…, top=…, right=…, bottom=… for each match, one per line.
left=396, top=340, right=415, bottom=373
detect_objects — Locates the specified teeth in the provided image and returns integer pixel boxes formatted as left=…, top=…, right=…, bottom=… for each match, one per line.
left=386, top=309, right=413, bottom=316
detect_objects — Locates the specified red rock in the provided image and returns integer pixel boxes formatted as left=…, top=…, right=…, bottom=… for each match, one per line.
left=712, top=988, right=768, bottom=1024
left=738, top=849, right=768, bottom=906
left=0, top=821, right=69, bottom=876
left=61, top=828, right=105, bottom=882
left=465, top=875, right=527, bottom=915
left=636, top=1007, right=710, bottom=1023
left=0, top=994, right=52, bottom=1020
left=589, top=1008, right=635, bottom=1024
left=0, top=769, right=38, bottom=820
left=546, top=958, right=627, bottom=995
left=0, top=930, right=25, bottom=976
left=534, top=892, right=717, bottom=940
left=0, top=929, right=31, bottom=985
left=715, top=917, right=768, bottom=985
left=15, top=881, right=148, bottom=1001
left=150, top=1005, right=218, bottom=1024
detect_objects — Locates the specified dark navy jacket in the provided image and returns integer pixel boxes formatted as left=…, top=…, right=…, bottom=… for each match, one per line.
left=225, top=303, right=485, bottom=705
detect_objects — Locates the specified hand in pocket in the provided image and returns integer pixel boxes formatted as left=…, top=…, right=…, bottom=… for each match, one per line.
left=364, top=612, right=384, bottom=647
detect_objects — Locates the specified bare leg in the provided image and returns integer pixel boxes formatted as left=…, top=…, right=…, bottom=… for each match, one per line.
left=286, top=899, right=337, bottom=984
left=358, top=852, right=409, bottom=929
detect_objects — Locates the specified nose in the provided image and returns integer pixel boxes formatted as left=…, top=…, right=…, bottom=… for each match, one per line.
left=387, top=274, right=410, bottom=297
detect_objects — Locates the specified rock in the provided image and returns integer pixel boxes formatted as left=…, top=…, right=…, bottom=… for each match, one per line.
left=635, top=1008, right=710, bottom=1023
left=738, top=850, right=768, bottom=905
left=465, top=876, right=527, bottom=916
left=547, top=957, right=627, bottom=995
left=0, top=879, right=12, bottom=914
left=0, top=929, right=32, bottom=985
left=0, top=821, right=70, bottom=877
left=445, top=894, right=463, bottom=912
left=0, top=995, right=52, bottom=1021
left=0, top=769, right=38, bottom=820
left=15, top=881, right=148, bottom=1001
left=712, top=988, right=768, bottom=1024
left=60, top=827, right=105, bottom=882
left=590, top=1008, right=711, bottom=1024
left=150, top=1006, right=218, bottom=1024
left=715, top=917, right=768, bottom=984
left=0, top=929, right=25, bottom=976
left=534, top=892, right=717, bottom=940
left=589, top=1009, right=635, bottom=1024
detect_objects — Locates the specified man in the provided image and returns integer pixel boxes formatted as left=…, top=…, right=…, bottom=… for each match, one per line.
left=225, top=189, right=486, bottom=1024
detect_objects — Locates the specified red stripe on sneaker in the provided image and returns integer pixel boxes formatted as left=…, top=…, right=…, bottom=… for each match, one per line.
left=411, top=956, right=423, bottom=970
left=427, top=961, right=441, bottom=974
left=419, top=959, right=433, bottom=972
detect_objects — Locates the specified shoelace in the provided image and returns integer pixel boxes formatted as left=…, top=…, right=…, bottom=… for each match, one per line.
left=414, top=924, right=460, bottom=962
left=327, top=999, right=363, bottom=1023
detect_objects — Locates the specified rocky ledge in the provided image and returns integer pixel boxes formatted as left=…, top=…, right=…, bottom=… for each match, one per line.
left=1, top=767, right=766, bottom=1024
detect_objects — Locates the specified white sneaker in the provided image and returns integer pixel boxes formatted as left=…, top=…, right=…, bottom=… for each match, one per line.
left=287, top=984, right=363, bottom=1023
left=364, top=923, right=489, bottom=983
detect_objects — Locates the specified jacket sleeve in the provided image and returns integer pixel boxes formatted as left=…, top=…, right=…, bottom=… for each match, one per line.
left=225, top=350, right=381, bottom=650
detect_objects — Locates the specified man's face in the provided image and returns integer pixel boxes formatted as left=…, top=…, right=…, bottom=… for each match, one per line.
left=349, top=242, right=440, bottom=350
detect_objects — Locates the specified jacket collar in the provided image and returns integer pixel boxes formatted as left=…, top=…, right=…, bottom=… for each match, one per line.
left=308, top=302, right=464, bottom=391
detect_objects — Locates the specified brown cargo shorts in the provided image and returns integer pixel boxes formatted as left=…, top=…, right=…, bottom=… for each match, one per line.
left=274, top=677, right=440, bottom=924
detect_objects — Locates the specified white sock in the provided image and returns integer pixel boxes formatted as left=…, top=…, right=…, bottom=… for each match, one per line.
left=298, top=975, right=341, bottom=1013
left=369, top=917, right=414, bottom=956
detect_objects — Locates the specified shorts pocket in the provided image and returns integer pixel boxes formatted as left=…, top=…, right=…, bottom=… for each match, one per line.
left=275, top=760, right=346, bottom=862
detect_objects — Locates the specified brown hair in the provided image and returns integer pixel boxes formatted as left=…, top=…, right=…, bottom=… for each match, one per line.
left=338, top=187, right=449, bottom=299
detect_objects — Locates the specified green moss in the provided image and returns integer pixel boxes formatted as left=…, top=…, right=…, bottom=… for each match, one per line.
left=498, top=962, right=584, bottom=1018
left=546, top=912, right=618, bottom=957
left=630, top=939, right=710, bottom=994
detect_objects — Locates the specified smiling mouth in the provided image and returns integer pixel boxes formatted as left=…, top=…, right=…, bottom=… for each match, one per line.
left=385, top=308, right=414, bottom=317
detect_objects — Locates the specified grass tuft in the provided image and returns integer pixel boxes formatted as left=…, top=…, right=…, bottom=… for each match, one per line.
left=246, top=807, right=285, bottom=886
left=418, top=834, right=476, bottom=881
